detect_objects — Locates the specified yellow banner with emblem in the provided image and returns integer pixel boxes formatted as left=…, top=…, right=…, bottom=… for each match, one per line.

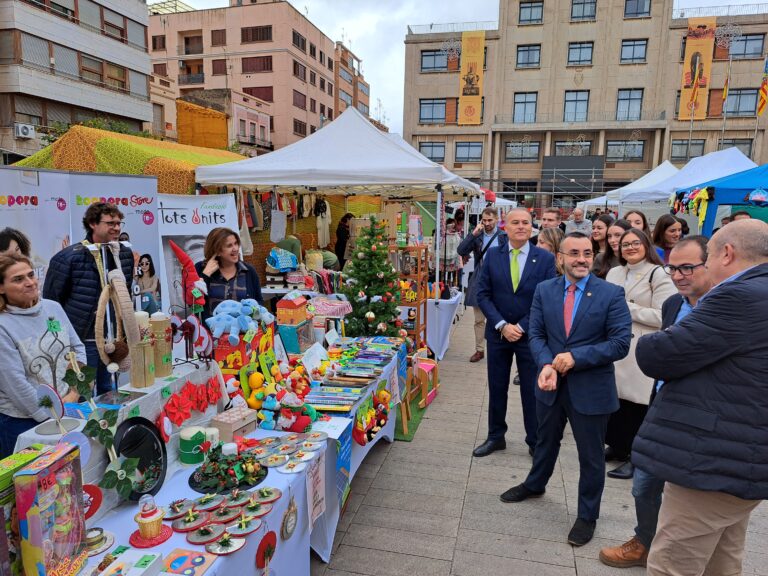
left=458, top=31, right=485, bottom=125
left=679, top=17, right=716, bottom=121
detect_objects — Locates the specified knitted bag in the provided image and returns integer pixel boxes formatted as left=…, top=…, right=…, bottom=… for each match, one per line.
left=267, top=247, right=298, bottom=272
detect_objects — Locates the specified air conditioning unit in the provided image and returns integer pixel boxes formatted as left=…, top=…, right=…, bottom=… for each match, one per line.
left=14, top=123, right=36, bottom=139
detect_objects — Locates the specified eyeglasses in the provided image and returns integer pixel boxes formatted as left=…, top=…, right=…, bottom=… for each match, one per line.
left=663, top=263, right=706, bottom=276
left=559, top=250, right=594, bottom=259
left=100, top=220, right=124, bottom=228
left=620, top=241, right=643, bottom=249
left=139, top=261, right=150, bottom=266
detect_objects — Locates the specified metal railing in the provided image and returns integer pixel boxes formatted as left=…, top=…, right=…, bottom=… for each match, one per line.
left=672, top=3, right=768, bottom=18
left=407, top=21, right=498, bottom=35
left=238, top=134, right=273, bottom=149
left=178, top=73, right=204, bottom=85
left=178, top=43, right=204, bottom=56
left=493, top=110, right=667, bottom=124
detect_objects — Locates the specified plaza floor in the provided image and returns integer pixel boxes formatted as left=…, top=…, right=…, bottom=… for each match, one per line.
left=310, top=311, right=768, bottom=575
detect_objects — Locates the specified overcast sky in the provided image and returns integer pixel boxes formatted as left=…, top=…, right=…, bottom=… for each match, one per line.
left=185, top=0, right=753, bottom=135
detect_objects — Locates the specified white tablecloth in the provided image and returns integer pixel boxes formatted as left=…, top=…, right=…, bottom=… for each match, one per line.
left=426, top=292, right=464, bottom=360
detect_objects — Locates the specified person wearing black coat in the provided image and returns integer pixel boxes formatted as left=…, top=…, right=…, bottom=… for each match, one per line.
left=43, top=202, right=134, bottom=394
left=631, top=220, right=768, bottom=576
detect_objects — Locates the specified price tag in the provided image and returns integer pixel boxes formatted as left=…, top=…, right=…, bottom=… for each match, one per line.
left=162, top=354, right=172, bottom=365
left=47, top=319, right=62, bottom=333
left=148, top=363, right=155, bottom=374
left=135, top=556, right=156, bottom=569
left=191, top=288, right=203, bottom=298
left=242, top=329, right=256, bottom=344
left=128, top=405, right=140, bottom=418
left=161, top=386, right=172, bottom=399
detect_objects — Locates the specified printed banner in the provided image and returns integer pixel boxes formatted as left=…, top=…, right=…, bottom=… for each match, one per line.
left=458, top=30, right=485, bottom=125
left=306, top=451, right=326, bottom=530
left=679, top=17, right=716, bottom=121
left=156, top=193, right=238, bottom=314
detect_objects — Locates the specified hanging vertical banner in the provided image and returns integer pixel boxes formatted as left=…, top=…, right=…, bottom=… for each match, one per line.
left=458, top=31, right=485, bottom=125
left=679, top=17, right=716, bottom=120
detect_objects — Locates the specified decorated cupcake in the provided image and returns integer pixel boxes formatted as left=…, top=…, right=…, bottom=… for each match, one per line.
left=134, top=495, right=165, bottom=539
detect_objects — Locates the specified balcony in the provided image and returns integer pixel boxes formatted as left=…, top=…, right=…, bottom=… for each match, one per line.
left=238, top=134, right=273, bottom=150
left=178, top=73, right=204, bottom=85
left=492, top=110, right=667, bottom=131
left=672, top=3, right=768, bottom=19
left=178, top=37, right=203, bottom=55
left=407, top=21, right=498, bottom=35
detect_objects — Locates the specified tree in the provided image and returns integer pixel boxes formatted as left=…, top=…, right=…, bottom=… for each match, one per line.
left=340, top=218, right=401, bottom=337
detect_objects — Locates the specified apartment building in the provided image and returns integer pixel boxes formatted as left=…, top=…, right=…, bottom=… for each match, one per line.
left=403, top=0, right=768, bottom=208
left=0, top=0, right=153, bottom=164
left=148, top=0, right=345, bottom=149
left=334, top=42, right=370, bottom=118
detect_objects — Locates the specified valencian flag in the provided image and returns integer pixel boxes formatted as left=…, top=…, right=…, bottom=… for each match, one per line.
left=722, top=73, right=729, bottom=102
left=758, top=55, right=768, bottom=116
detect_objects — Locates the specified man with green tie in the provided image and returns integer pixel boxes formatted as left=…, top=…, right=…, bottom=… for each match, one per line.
left=473, top=209, right=558, bottom=458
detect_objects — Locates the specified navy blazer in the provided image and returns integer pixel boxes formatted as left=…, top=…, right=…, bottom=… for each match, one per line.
left=476, top=242, right=557, bottom=338
left=528, top=275, right=632, bottom=416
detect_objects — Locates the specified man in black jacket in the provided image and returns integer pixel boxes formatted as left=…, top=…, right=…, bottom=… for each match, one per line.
left=43, top=203, right=134, bottom=394
left=599, top=236, right=711, bottom=569
left=632, top=219, right=768, bottom=576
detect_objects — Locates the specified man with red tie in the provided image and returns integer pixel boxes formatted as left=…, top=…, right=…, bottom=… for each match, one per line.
left=499, top=232, right=632, bottom=547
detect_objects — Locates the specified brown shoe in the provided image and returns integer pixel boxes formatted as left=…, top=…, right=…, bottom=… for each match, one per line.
left=599, top=536, right=648, bottom=568
left=469, top=351, right=484, bottom=362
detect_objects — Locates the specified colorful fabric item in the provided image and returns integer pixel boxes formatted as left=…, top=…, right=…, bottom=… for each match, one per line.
left=267, top=247, right=298, bottom=272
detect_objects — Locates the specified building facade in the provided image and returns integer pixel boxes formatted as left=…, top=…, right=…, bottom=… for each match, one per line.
left=334, top=42, right=370, bottom=118
left=403, top=0, right=768, bottom=209
left=148, top=0, right=373, bottom=150
left=0, top=0, right=153, bottom=164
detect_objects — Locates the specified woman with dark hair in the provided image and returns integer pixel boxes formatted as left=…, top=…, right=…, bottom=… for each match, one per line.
left=623, top=210, right=652, bottom=238
left=593, top=219, right=632, bottom=278
left=0, top=254, right=86, bottom=457
left=195, top=227, right=263, bottom=318
left=590, top=214, right=615, bottom=257
left=652, top=214, right=683, bottom=264
left=135, top=254, right=161, bottom=313
left=0, top=228, right=31, bottom=257
left=604, top=229, right=676, bottom=478
left=335, top=212, right=355, bottom=269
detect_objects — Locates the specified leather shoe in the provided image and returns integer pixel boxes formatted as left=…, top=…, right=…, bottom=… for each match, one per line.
left=500, top=483, right=545, bottom=503
left=607, top=461, right=635, bottom=480
left=568, top=518, right=596, bottom=547
left=599, top=536, right=648, bottom=567
left=604, top=446, right=627, bottom=462
left=469, top=351, right=484, bottom=363
left=472, top=439, right=505, bottom=457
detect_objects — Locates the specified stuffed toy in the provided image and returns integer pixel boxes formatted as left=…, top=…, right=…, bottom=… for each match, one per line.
left=277, top=392, right=312, bottom=432
left=262, top=394, right=280, bottom=411
left=169, top=240, right=207, bottom=312
left=241, top=299, right=276, bottom=325
left=246, top=371, right=267, bottom=410
left=224, top=376, right=247, bottom=409
left=257, top=409, right=276, bottom=430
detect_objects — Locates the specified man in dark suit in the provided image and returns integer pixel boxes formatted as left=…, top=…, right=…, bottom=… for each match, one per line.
left=500, top=232, right=632, bottom=546
left=473, top=209, right=557, bottom=458
left=599, top=236, right=711, bottom=568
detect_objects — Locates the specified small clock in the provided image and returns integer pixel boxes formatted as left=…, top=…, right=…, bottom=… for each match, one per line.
left=280, top=495, right=298, bottom=540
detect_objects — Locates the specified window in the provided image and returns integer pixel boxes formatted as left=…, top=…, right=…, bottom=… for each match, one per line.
left=505, top=141, right=541, bottom=162
left=292, top=30, right=307, bottom=52
left=455, top=142, right=483, bottom=162
left=239, top=119, right=246, bottom=136
left=327, top=83, right=333, bottom=96
left=152, top=35, right=166, bottom=51
left=421, top=50, right=448, bottom=72
left=310, top=125, right=317, bottom=134
left=606, top=140, right=645, bottom=161
left=105, top=63, right=126, bottom=90
left=50, top=0, right=75, bottom=19
left=730, top=34, right=765, bottom=60
left=293, top=60, right=306, bottom=81
left=293, top=119, right=307, bottom=136
left=127, top=20, right=146, bottom=50
left=328, top=59, right=334, bottom=71
left=571, top=0, right=597, bottom=20
left=320, top=78, right=326, bottom=90
left=249, top=122, right=256, bottom=138
left=153, top=63, right=168, bottom=77
left=719, top=138, right=753, bottom=157
left=78, top=0, right=101, bottom=31
left=328, top=108, right=333, bottom=120
left=564, top=90, right=589, bottom=121
left=242, top=86, right=273, bottom=102
left=621, top=39, right=647, bottom=63
left=212, top=59, right=227, bottom=75
left=339, top=68, right=353, bottom=83
left=129, top=70, right=147, bottom=99
left=340, top=90, right=353, bottom=106
left=81, top=55, right=103, bottom=84
left=725, top=89, right=758, bottom=117
left=211, top=29, right=226, bottom=46
left=310, top=71, right=316, bottom=85
left=320, top=51, right=325, bottom=65
left=519, top=1, right=544, bottom=24
left=419, top=142, right=445, bottom=162
left=14, top=95, right=43, bottom=126
left=555, top=140, right=592, bottom=155
left=514, top=92, right=537, bottom=123
left=241, top=26, right=272, bottom=43
left=310, top=43, right=316, bottom=58
left=419, top=98, right=446, bottom=123
left=671, top=139, right=705, bottom=161
left=103, top=9, right=125, bottom=41
left=242, top=56, right=272, bottom=73
left=320, top=104, right=326, bottom=115
left=293, top=90, right=307, bottom=110
left=359, top=83, right=370, bottom=96
left=310, top=98, right=316, bottom=113
left=53, top=44, right=78, bottom=78
left=357, top=102, right=369, bottom=115
left=568, top=42, right=594, bottom=65
left=616, top=88, right=643, bottom=120
left=517, top=44, right=541, bottom=68
left=624, top=0, right=650, bottom=18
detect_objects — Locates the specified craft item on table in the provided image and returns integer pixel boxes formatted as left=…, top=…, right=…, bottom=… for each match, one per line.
left=259, top=454, right=288, bottom=468
left=193, top=493, right=225, bottom=512
left=179, top=426, right=208, bottom=465
left=206, top=377, right=223, bottom=407
left=223, top=376, right=248, bottom=409
left=256, top=436, right=280, bottom=446
left=205, top=531, right=246, bottom=556
left=163, top=548, right=217, bottom=576
left=209, top=502, right=241, bottom=525
left=276, top=391, right=317, bottom=433
left=233, top=435, right=261, bottom=454
left=130, top=494, right=173, bottom=547
left=171, top=508, right=210, bottom=533
left=95, top=268, right=141, bottom=376
left=168, top=240, right=207, bottom=313
left=101, top=548, right=165, bottom=576
left=82, top=483, right=103, bottom=520
left=204, top=427, right=220, bottom=447
left=267, top=246, right=298, bottom=273
left=246, top=445, right=272, bottom=458
left=246, top=372, right=267, bottom=409
left=299, top=441, right=323, bottom=452
left=164, top=393, right=193, bottom=427
left=209, top=405, right=258, bottom=442
left=149, top=313, right=173, bottom=378
left=255, top=486, right=282, bottom=504
left=281, top=493, right=299, bottom=541
left=283, top=433, right=306, bottom=443
left=188, top=444, right=267, bottom=494
left=276, top=294, right=308, bottom=326
left=84, top=527, right=115, bottom=556
left=244, top=497, right=273, bottom=518
left=291, top=449, right=317, bottom=463
left=221, top=442, right=238, bottom=456
left=255, top=530, right=277, bottom=570
left=273, top=443, right=298, bottom=456
left=276, top=461, right=306, bottom=474
left=163, top=498, right=194, bottom=520
left=278, top=319, right=315, bottom=354
left=306, top=431, right=328, bottom=442
left=155, top=411, right=172, bottom=443
left=226, top=488, right=251, bottom=507
left=186, top=522, right=226, bottom=545
left=227, top=511, right=262, bottom=536
left=34, top=384, right=73, bottom=436
left=13, top=442, right=87, bottom=576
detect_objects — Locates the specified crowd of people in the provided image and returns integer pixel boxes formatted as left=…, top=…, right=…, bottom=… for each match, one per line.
left=461, top=204, right=768, bottom=575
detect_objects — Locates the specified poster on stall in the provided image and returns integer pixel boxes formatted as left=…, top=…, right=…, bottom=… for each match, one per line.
left=306, top=451, right=326, bottom=529
left=156, top=193, right=238, bottom=314
left=0, top=167, right=71, bottom=287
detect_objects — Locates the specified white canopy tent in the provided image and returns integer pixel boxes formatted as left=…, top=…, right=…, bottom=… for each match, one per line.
left=577, top=161, right=680, bottom=208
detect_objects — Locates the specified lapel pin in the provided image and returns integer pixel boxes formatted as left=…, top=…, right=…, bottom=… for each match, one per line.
left=587, top=292, right=592, bottom=297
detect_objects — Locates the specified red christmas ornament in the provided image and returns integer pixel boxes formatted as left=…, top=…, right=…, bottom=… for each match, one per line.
left=371, top=245, right=377, bottom=252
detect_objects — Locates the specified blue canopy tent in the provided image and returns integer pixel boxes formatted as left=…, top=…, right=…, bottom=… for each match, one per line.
left=679, top=164, right=768, bottom=236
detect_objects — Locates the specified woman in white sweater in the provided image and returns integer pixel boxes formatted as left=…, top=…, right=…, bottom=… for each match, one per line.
left=0, top=255, right=86, bottom=457
left=604, top=229, right=676, bottom=479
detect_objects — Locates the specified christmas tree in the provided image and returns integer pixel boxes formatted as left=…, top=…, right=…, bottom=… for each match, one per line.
left=340, top=217, right=402, bottom=337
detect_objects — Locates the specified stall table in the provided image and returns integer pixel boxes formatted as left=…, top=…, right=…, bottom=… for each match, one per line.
left=426, top=291, right=463, bottom=360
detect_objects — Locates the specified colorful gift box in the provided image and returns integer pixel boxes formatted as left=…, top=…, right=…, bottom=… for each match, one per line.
left=278, top=320, right=315, bottom=354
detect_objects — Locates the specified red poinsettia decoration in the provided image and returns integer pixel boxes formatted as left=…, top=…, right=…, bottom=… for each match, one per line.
left=195, top=384, right=209, bottom=412
left=180, top=380, right=197, bottom=401
left=234, top=435, right=259, bottom=453
left=200, top=440, right=212, bottom=455
left=164, top=393, right=193, bottom=426
left=207, top=377, right=222, bottom=406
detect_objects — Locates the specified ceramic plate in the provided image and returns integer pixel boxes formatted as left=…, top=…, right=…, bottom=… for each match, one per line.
left=226, top=517, right=262, bottom=537
left=253, top=487, right=282, bottom=504
left=299, top=441, right=323, bottom=452
left=226, top=491, right=251, bottom=507
left=276, top=461, right=306, bottom=474
left=205, top=535, right=246, bottom=556
left=193, top=494, right=225, bottom=512
left=305, top=431, right=328, bottom=442
left=291, top=449, right=317, bottom=463
left=171, top=511, right=210, bottom=533
left=242, top=501, right=273, bottom=518
left=283, top=433, right=307, bottom=443
left=259, top=454, right=288, bottom=468
left=245, top=446, right=273, bottom=459
left=208, top=507, right=241, bottom=525
left=257, top=436, right=280, bottom=446
left=273, top=443, right=298, bottom=456
left=186, top=523, right=226, bottom=545
left=163, top=499, right=194, bottom=520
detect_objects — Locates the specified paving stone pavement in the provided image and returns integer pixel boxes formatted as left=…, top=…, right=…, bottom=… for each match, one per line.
left=310, top=311, right=768, bottom=575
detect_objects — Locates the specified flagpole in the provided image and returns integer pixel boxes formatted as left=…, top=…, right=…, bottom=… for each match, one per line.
left=720, top=53, right=732, bottom=146
left=752, top=114, right=759, bottom=160
left=715, top=24, right=742, bottom=149
left=687, top=102, right=696, bottom=160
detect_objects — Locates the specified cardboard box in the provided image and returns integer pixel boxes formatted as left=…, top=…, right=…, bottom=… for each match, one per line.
left=209, top=406, right=258, bottom=443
